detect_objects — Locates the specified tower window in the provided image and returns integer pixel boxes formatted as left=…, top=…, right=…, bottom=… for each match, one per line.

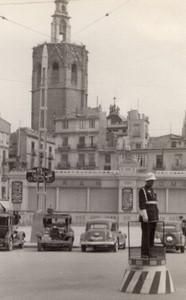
left=52, top=62, right=59, bottom=84
left=37, top=64, right=41, bottom=87
left=71, top=63, right=77, bottom=85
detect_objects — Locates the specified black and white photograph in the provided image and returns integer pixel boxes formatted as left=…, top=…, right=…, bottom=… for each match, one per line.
left=1, top=0, right=186, bottom=299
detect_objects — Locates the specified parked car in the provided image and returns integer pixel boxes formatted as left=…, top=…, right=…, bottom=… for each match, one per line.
left=0, top=212, right=25, bottom=251
left=36, top=212, right=74, bottom=251
left=80, top=218, right=127, bottom=252
left=155, top=221, right=185, bottom=253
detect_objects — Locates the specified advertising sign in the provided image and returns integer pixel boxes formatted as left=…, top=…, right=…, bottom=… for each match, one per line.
left=122, top=187, right=133, bottom=211
left=12, top=181, right=23, bottom=203
left=26, top=167, right=55, bottom=183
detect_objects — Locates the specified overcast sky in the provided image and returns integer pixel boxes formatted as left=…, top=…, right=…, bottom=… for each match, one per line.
left=1, top=0, right=186, bottom=136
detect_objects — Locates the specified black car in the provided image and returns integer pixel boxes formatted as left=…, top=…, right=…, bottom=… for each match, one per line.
left=36, top=212, right=74, bottom=251
left=0, top=212, right=25, bottom=251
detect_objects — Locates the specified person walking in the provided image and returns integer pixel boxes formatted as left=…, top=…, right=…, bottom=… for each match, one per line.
left=139, top=173, right=159, bottom=258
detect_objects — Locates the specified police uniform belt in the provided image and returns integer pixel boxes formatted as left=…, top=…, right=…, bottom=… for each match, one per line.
left=146, top=201, right=157, bottom=204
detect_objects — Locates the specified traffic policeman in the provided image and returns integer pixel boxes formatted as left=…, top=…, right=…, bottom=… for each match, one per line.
left=139, top=173, right=159, bottom=258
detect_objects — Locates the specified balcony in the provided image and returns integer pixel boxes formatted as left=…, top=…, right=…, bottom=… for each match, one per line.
left=48, top=153, right=54, bottom=160
left=58, top=145, right=71, bottom=151
left=153, top=165, right=166, bottom=171
left=77, top=143, right=97, bottom=150
left=57, top=162, right=70, bottom=170
left=77, top=161, right=96, bottom=169
left=31, top=150, right=37, bottom=156
left=171, top=164, right=186, bottom=171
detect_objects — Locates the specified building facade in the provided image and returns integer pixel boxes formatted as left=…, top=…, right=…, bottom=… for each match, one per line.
left=31, top=0, right=88, bottom=133
left=55, top=106, right=107, bottom=170
left=0, top=118, right=11, bottom=210
left=9, top=128, right=55, bottom=171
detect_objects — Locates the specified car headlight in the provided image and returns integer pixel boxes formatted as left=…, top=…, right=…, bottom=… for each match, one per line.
left=166, top=236, right=173, bottom=243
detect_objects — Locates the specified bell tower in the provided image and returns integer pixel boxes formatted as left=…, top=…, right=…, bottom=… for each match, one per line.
left=51, top=0, right=71, bottom=43
left=31, top=0, right=88, bottom=133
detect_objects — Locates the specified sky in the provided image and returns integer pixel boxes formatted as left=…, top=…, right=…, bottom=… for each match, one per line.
left=1, top=0, right=186, bottom=136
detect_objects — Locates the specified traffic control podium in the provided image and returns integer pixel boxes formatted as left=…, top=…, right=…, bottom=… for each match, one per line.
left=120, top=221, right=175, bottom=295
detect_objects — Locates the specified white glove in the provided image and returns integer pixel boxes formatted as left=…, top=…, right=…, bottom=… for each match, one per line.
left=139, top=209, right=148, bottom=222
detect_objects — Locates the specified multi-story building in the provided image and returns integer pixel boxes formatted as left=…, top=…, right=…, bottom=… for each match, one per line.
left=98, top=106, right=149, bottom=170
left=0, top=118, right=11, bottom=209
left=55, top=106, right=107, bottom=169
left=9, top=128, right=55, bottom=171
left=31, top=0, right=88, bottom=133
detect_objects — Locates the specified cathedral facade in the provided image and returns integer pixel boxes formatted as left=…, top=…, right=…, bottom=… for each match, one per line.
left=31, top=0, right=88, bottom=133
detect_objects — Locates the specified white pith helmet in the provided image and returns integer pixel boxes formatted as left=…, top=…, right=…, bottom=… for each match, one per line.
left=145, top=173, right=157, bottom=181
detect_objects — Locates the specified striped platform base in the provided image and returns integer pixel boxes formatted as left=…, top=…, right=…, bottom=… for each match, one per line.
left=120, top=259, right=175, bottom=294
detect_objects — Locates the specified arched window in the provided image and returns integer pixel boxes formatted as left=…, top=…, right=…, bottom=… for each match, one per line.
left=37, top=64, right=41, bottom=87
left=52, top=62, right=59, bottom=84
left=71, top=63, right=77, bottom=85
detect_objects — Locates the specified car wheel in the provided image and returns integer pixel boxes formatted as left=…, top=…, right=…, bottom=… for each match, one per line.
left=81, top=245, right=86, bottom=252
left=122, top=242, right=126, bottom=250
left=19, top=241, right=24, bottom=249
left=175, top=246, right=179, bottom=251
left=38, top=243, right=44, bottom=252
left=113, top=240, right=119, bottom=252
left=7, top=238, right=13, bottom=251
left=180, top=246, right=185, bottom=253
left=68, top=241, right=73, bottom=252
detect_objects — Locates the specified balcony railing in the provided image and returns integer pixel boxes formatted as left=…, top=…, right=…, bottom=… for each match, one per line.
left=48, top=153, right=54, bottom=160
left=171, top=164, right=186, bottom=171
left=77, top=162, right=96, bottom=169
left=153, top=165, right=166, bottom=171
left=77, top=143, right=97, bottom=149
left=58, top=145, right=71, bottom=150
left=57, top=162, right=70, bottom=169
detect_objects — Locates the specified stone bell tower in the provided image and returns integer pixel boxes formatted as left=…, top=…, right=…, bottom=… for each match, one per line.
left=31, top=0, right=88, bottom=132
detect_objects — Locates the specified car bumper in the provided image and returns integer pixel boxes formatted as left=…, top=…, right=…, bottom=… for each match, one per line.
left=80, top=241, right=115, bottom=247
left=39, top=240, right=72, bottom=247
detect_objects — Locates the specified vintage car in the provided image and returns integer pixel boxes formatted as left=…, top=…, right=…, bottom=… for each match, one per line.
left=37, top=212, right=74, bottom=251
left=80, top=218, right=127, bottom=252
left=0, top=212, right=25, bottom=251
left=155, top=221, right=185, bottom=253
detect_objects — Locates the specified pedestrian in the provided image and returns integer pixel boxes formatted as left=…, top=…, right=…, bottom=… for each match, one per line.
left=139, top=173, right=159, bottom=258
left=179, top=216, right=186, bottom=236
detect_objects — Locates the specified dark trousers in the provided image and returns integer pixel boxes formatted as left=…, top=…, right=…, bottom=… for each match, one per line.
left=141, top=222, right=156, bottom=256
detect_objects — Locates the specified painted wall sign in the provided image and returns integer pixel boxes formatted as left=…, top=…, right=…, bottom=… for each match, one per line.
left=122, top=188, right=133, bottom=211
left=12, top=181, right=23, bottom=203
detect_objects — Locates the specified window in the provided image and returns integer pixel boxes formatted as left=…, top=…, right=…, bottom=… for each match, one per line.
left=62, top=154, right=68, bottom=163
left=52, top=62, right=59, bottom=84
left=89, top=153, right=95, bottom=166
left=90, top=136, right=94, bottom=147
left=71, top=63, right=77, bottom=85
left=171, top=141, right=176, bottom=148
left=136, top=153, right=146, bottom=167
left=62, top=120, right=68, bottom=129
left=49, top=146, right=52, bottom=153
left=136, top=143, right=141, bottom=149
left=133, top=124, right=140, bottom=137
left=175, top=154, right=183, bottom=167
left=2, top=187, right=6, bottom=199
left=156, top=155, right=163, bottom=168
left=79, top=136, right=85, bottom=147
left=37, top=64, right=41, bottom=86
left=2, top=150, right=6, bottom=163
left=78, top=154, right=85, bottom=166
left=89, top=119, right=95, bottom=128
left=79, top=120, right=86, bottom=129
left=63, top=137, right=68, bottom=147
left=105, top=154, right=111, bottom=164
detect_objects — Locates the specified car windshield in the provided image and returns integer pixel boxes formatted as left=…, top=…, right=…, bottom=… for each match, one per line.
left=0, top=217, right=8, bottom=226
left=88, top=224, right=108, bottom=230
left=44, top=217, right=66, bottom=227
